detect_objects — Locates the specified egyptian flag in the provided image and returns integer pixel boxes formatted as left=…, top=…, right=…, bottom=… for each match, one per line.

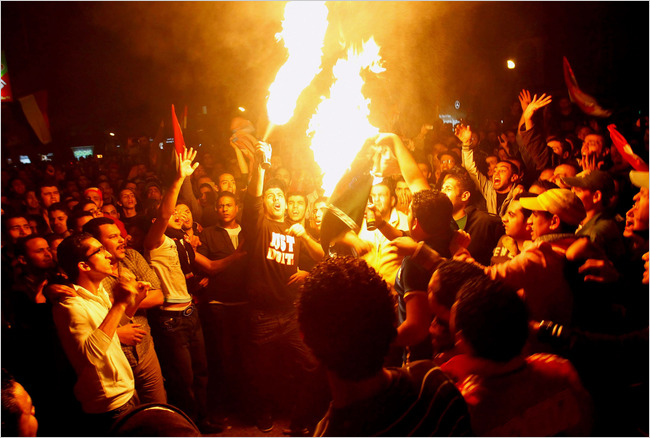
left=171, top=104, right=185, bottom=155
left=608, top=124, right=649, bottom=171
left=563, top=56, right=612, bottom=118
left=319, top=141, right=376, bottom=256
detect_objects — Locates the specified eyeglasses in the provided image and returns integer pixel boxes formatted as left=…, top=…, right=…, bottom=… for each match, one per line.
left=85, top=246, right=107, bottom=260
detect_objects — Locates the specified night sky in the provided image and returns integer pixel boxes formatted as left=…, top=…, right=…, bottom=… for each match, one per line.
left=2, top=1, right=648, bottom=157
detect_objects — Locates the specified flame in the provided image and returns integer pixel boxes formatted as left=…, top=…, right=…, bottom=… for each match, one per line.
left=266, top=1, right=329, bottom=126
left=308, top=38, right=385, bottom=196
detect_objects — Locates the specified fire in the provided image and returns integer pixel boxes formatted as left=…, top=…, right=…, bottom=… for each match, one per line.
left=266, top=1, right=329, bottom=131
left=308, top=38, right=385, bottom=196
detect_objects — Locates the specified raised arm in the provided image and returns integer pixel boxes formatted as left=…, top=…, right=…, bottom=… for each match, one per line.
left=144, top=148, right=199, bottom=251
left=376, top=133, right=430, bottom=193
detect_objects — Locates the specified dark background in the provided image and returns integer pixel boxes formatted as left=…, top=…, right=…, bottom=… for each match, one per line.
left=2, top=1, right=648, bottom=161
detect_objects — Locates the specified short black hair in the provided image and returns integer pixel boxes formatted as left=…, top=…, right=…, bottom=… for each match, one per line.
left=286, top=191, right=307, bottom=202
left=431, top=259, right=486, bottom=310
left=14, top=234, right=47, bottom=259
left=528, top=179, right=558, bottom=193
left=47, top=202, right=70, bottom=216
left=411, top=189, right=453, bottom=237
left=216, top=191, right=236, bottom=204
left=57, top=232, right=95, bottom=283
left=82, top=217, right=116, bottom=240
left=454, top=276, right=529, bottom=363
left=298, top=256, right=396, bottom=381
left=263, top=178, right=287, bottom=195
left=439, top=167, right=475, bottom=198
left=67, top=210, right=94, bottom=232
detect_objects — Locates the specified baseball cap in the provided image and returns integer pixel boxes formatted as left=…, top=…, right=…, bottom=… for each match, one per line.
left=519, top=188, right=586, bottom=226
left=629, top=170, right=649, bottom=189
left=561, top=170, right=615, bottom=196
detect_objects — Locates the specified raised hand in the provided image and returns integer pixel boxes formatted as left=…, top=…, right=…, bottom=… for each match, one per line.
left=518, top=89, right=532, bottom=112
left=177, top=147, right=199, bottom=179
left=454, top=124, right=473, bottom=146
left=522, top=93, right=552, bottom=121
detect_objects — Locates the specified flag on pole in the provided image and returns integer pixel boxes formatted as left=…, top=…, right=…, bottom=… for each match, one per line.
left=183, top=105, right=188, bottom=130
left=563, top=56, right=612, bottom=118
left=18, top=90, right=51, bottom=144
left=171, top=104, right=185, bottom=155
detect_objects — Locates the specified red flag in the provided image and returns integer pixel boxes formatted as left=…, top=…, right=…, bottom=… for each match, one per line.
left=563, top=56, right=612, bottom=118
left=171, top=104, right=185, bottom=155
left=607, top=124, right=649, bottom=171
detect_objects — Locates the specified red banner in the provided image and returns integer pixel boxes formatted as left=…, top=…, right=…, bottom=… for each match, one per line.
left=1, top=51, right=14, bottom=102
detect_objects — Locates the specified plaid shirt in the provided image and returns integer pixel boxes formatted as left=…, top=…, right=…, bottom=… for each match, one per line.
left=101, top=249, right=161, bottom=367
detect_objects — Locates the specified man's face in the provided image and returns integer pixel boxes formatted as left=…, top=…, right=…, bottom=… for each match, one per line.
left=11, top=179, right=26, bottom=195
left=287, top=195, right=307, bottom=222
left=631, top=187, right=649, bottom=231
left=48, top=209, right=69, bottom=235
left=12, top=382, right=38, bottom=438
left=199, top=187, right=213, bottom=208
left=82, top=202, right=103, bottom=218
left=441, top=176, right=466, bottom=213
left=217, top=195, right=238, bottom=226
left=263, top=188, right=286, bottom=221
left=83, top=238, right=115, bottom=278
left=101, top=204, right=119, bottom=218
left=439, top=154, right=457, bottom=173
left=78, top=176, right=90, bottom=190
left=85, top=191, right=102, bottom=208
left=571, top=186, right=595, bottom=212
left=370, top=184, right=394, bottom=219
left=492, top=163, right=514, bottom=192
left=485, top=156, right=498, bottom=178
left=39, top=186, right=60, bottom=208
left=99, top=182, right=114, bottom=200
left=395, top=181, right=411, bottom=209
left=119, top=189, right=137, bottom=209
left=24, top=237, right=54, bottom=270
left=310, top=201, right=327, bottom=232
left=175, top=204, right=193, bottom=230
left=146, top=186, right=162, bottom=201
left=552, top=165, right=576, bottom=189
left=275, top=168, right=291, bottom=187
left=7, top=217, right=33, bottom=242
left=25, top=191, right=41, bottom=210
left=97, top=223, right=126, bottom=262
left=548, top=140, right=564, bottom=156
left=502, top=200, right=529, bottom=240
left=527, top=210, right=553, bottom=241
left=167, top=208, right=184, bottom=230
left=583, top=134, right=604, bottom=156
left=218, top=173, right=236, bottom=194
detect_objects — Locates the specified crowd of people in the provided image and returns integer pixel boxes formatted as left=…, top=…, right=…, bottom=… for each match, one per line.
left=1, top=86, right=648, bottom=437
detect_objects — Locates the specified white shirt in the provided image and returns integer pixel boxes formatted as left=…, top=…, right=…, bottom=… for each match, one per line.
left=52, top=284, right=134, bottom=413
left=358, top=208, right=409, bottom=288
left=147, top=234, right=192, bottom=304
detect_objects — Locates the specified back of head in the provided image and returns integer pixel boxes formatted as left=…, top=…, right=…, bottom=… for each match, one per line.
left=111, top=403, right=200, bottom=437
left=412, top=189, right=454, bottom=237
left=298, top=256, right=396, bottom=381
left=2, top=369, right=21, bottom=437
left=432, top=259, right=486, bottom=310
left=454, top=276, right=529, bottom=363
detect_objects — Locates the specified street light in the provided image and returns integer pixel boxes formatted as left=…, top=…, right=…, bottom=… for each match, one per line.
left=506, top=59, right=516, bottom=69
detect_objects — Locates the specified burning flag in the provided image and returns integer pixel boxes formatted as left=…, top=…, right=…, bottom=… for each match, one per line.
left=563, top=56, right=612, bottom=118
left=171, top=104, right=185, bottom=155
left=264, top=1, right=329, bottom=140
left=307, top=38, right=386, bottom=253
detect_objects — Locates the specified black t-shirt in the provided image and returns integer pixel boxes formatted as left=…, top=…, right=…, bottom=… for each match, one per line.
left=242, top=194, right=301, bottom=311
left=495, top=191, right=508, bottom=214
